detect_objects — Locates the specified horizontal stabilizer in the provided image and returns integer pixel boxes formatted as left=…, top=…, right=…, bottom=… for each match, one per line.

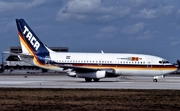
left=3, top=51, right=33, bottom=57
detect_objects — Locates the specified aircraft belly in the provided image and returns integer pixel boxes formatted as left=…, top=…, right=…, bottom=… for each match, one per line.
left=115, top=69, right=172, bottom=76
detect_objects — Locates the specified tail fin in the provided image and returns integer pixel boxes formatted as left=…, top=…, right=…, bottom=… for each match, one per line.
left=16, top=19, right=56, bottom=66
left=16, top=19, right=53, bottom=55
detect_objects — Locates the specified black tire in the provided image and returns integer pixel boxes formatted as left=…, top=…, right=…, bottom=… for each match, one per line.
left=93, top=79, right=100, bottom=82
left=153, top=79, right=157, bottom=82
left=85, top=78, right=92, bottom=82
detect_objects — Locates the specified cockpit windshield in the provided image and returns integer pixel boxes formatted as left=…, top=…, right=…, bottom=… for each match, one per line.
left=159, top=60, right=170, bottom=64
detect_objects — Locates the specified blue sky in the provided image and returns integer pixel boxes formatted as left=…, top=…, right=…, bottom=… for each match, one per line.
left=1, top=0, right=180, bottom=63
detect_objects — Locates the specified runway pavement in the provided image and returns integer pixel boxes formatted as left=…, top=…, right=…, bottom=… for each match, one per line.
left=0, top=75, right=180, bottom=89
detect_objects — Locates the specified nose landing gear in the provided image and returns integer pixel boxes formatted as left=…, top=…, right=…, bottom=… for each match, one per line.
left=153, top=75, right=165, bottom=82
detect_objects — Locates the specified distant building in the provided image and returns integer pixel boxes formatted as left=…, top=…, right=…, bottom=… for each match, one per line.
left=8, top=46, right=68, bottom=53
left=2, top=46, right=68, bottom=74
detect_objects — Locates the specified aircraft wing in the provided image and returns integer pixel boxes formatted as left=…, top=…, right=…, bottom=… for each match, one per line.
left=59, top=65, right=114, bottom=74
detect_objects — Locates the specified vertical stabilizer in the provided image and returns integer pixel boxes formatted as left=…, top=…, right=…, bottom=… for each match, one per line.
left=16, top=19, right=54, bottom=66
left=16, top=19, right=52, bottom=55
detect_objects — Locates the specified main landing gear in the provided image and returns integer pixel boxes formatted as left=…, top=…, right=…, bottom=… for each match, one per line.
left=153, top=75, right=165, bottom=82
left=85, top=78, right=100, bottom=82
left=153, top=79, right=158, bottom=82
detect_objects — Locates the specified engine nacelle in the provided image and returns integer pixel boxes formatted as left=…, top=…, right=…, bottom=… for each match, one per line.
left=77, top=71, right=106, bottom=79
left=68, top=72, right=76, bottom=77
left=68, top=71, right=107, bottom=79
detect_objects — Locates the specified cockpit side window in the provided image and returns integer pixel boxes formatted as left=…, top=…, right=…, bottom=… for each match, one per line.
left=164, top=61, right=169, bottom=63
left=159, top=60, right=169, bottom=64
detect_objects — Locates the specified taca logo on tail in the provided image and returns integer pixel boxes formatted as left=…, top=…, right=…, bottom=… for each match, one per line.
left=16, top=19, right=49, bottom=55
left=16, top=19, right=51, bottom=65
left=23, top=26, right=40, bottom=51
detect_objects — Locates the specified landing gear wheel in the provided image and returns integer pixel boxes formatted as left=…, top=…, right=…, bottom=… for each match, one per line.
left=153, top=79, right=157, bottom=82
left=93, top=79, right=100, bottom=82
left=85, top=78, right=92, bottom=82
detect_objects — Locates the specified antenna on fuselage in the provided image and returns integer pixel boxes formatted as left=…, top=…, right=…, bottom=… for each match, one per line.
left=101, top=50, right=104, bottom=54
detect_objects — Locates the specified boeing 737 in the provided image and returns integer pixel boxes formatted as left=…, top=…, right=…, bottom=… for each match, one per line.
left=9, top=19, right=178, bottom=82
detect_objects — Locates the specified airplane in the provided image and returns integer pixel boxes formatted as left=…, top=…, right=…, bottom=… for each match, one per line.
left=10, top=19, right=178, bottom=82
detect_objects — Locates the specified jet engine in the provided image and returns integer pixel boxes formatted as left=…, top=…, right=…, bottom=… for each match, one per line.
left=77, top=70, right=106, bottom=79
left=68, top=70, right=119, bottom=82
left=68, top=71, right=106, bottom=79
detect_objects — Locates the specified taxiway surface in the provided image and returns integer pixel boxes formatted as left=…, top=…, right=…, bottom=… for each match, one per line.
left=0, top=75, right=180, bottom=89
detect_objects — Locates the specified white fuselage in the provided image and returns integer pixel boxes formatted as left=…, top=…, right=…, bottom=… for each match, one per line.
left=40, top=52, right=177, bottom=77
